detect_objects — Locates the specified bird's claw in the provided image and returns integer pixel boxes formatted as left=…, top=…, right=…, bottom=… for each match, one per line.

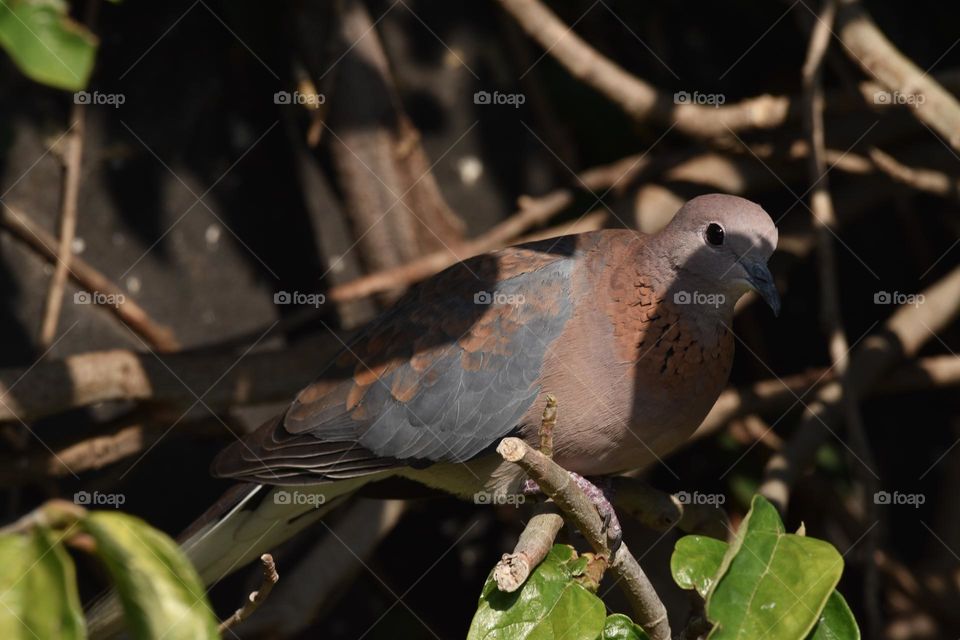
left=520, top=474, right=623, bottom=552
left=569, top=473, right=622, bottom=554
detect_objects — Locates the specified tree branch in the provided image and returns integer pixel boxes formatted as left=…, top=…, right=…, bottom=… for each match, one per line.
left=218, top=554, right=279, bottom=634
left=837, top=0, right=960, bottom=151
left=497, top=438, right=671, bottom=640
left=496, top=0, right=792, bottom=139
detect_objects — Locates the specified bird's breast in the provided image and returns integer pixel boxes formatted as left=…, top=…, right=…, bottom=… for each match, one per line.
left=520, top=275, right=734, bottom=476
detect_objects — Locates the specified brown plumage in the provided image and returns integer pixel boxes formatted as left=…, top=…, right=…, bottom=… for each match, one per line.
left=191, top=193, right=779, bottom=583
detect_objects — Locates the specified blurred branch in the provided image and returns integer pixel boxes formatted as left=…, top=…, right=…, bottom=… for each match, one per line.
left=761, top=263, right=960, bottom=509
left=496, top=0, right=792, bottom=139
left=0, top=414, right=223, bottom=486
left=611, top=477, right=729, bottom=540
left=802, top=1, right=880, bottom=632
left=837, top=0, right=960, bottom=152
left=0, top=204, right=180, bottom=352
left=328, top=151, right=651, bottom=302
left=497, top=438, right=671, bottom=640
left=0, top=337, right=345, bottom=423
left=39, top=101, right=85, bottom=349
left=868, top=147, right=960, bottom=201
left=2, top=340, right=956, bottom=441
left=323, top=0, right=464, bottom=286
left=327, top=189, right=571, bottom=302
left=695, top=354, right=960, bottom=441
left=234, top=500, right=405, bottom=637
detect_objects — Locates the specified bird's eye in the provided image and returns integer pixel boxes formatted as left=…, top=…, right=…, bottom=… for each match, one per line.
left=705, top=222, right=725, bottom=246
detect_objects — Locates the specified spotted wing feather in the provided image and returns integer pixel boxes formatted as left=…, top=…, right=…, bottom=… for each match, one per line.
left=212, top=240, right=577, bottom=484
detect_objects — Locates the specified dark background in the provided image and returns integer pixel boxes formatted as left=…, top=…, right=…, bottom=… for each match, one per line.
left=2, top=0, right=959, bottom=638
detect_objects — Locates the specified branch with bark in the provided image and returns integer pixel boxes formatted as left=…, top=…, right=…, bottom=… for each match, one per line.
left=497, top=437, right=671, bottom=640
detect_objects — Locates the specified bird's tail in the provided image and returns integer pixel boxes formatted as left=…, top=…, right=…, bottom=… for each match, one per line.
left=86, top=478, right=367, bottom=638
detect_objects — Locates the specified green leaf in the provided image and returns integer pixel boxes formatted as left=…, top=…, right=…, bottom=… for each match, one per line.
left=671, top=535, right=727, bottom=598
left=83, top=512, right=219, bottom=640
left=0, top=527, right=86, bottom=639
left=670, top=531, right=859, bottom=640
left=705, top=496, right=844, bottom=640
left=468, top=544, right=606, bottom=640
left=809, top=591, right=860, bottom=640
left=0, top=0, right=98, bottom=90
left=600, top=613, right=650, bottom=639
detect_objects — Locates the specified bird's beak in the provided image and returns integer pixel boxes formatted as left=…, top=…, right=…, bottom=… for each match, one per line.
left=745, top=260, right=781, bottom=317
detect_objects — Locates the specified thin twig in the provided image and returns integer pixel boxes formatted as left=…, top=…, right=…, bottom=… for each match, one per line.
left=1, top=204, right=179, bottom=352
left=328, top=152, right=651, bottom=302
left=694, top=355, right=960, bottom=442
left=326, top=190, right=571, bottom=303
left=801, top=2, right=881, bottom=633
left=868, top=147, right=960, bottom=201
left=218, top=554, right=279, bottom=634
left=538, top=394, right=557, bottom=458
left=497, top=438, right=671, bottom=640
left=496, top=0, right=791, bottom=139
left=232, top=501, right=405, bottom=637
left=836, top=0, right=960, bottom=151
left=760, top=263, right=960, bottom=505
left=39, top=101, right=86, bottom=348
left=492, top=394, right=563, bottom=592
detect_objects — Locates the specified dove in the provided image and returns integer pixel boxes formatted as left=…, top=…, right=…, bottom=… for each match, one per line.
left=88, top=194, right=779, bottom=636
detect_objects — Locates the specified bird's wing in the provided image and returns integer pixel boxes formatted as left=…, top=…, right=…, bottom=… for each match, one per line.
left=212, top=238, right=578, bottom=485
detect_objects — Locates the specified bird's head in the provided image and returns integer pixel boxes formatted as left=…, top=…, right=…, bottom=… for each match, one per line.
left=661, top=193, right=780, bottom=316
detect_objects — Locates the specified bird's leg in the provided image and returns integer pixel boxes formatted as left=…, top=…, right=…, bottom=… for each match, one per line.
left=521, top=473, right=622, bottom=552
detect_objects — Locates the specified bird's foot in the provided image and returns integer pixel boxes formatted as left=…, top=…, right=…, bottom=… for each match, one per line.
left=520, top=473, right=622, bottom=553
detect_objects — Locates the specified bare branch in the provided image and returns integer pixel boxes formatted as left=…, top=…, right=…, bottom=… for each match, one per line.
left=1, top=204, right=180, bottom=352
left=497, top=438, right=671, bottom=640
left=837, top=0, right=960, bottom=151
left=218, top=554, right=279, bottom=634
left=494, top=503, right=565, bottom=593
left=497, top=0, right=791, bottom=139
left=39, top=101, right=86, bottom=348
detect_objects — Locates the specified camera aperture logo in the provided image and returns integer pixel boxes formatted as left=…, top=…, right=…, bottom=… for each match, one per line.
left=473, top=90, right=526, bottom=108
left=473, top=290, right=525, bottom=306
left=673, top=91, right=725, bottom=108
left=673, top=290, right=725, bottom=308
left=74, top=490, right=126, bottom=508
left=274, top=90, right=326, bottom=107
left=74, top=290, right=125, bottom=308
left=874, top=291, right=924, bottom=307
left=675, top=491, right=725, bottom=506
left=274, top=290, right=326, bottom=308
left=74, top=91, right=125, bottom=108
left=473, top=491, right=525, bottom=507
left=273, top=490, right=327, bottom=508
left=874, top=490, right=924, bottom=508
left=873, top=90, right=925, bottom=107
